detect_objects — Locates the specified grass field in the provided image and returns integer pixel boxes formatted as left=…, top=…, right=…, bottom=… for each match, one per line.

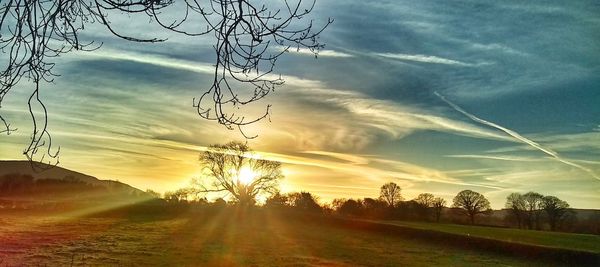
left=0, top=209, right=564, bottom=266
left=380, top=220, right=600, bottom=254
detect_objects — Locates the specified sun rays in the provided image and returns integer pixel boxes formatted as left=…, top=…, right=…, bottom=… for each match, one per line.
left=237, top=167, right=257, bottom=186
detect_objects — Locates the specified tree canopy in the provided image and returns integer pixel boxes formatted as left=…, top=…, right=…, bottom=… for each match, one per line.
left=522, top=191, right=544, bottom=230
left=452, top=190, right=490, bottom=224
left=193, top=141, right=283, bottom=206
left=505, top=192, right=527, bottom=228
left=541, top=195, right=570, bottom=231
left=432, top=197, right=446, bottom=222
left=379, top=182, right=402, bottom=207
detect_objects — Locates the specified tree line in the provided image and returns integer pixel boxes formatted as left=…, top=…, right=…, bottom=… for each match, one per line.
left=1, top=142, right=587, bottom=234
left=505, top=192, right=573, bottom=231
left=157, top=141, right=591, bottom=233
left=0, top=173, right=149, bottom=210
left=0, top=173, right=106, bottom=199
left=161, top=180, right=580, bottom=233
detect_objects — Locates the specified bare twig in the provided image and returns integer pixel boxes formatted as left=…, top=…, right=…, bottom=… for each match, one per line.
left=0, top=0, right=330, bottom=163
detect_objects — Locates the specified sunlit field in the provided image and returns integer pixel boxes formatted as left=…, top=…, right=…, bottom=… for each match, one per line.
left=0, top=209, right=568, bottom=267
left=1, top=0, right=600, bottom=266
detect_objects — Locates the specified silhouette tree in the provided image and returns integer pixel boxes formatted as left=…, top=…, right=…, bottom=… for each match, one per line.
left=0, top=0, right=331, bottom=164
left=361, top=197, right=387, bottom=219
left=192, top=141, right=283, bottom=206
left=145, top=189, right=161, bottom=199
left=432, top=197, right=446, bottom=223
left=414, top=193, right=435, bottom=220
left=331, top=198, right=347, bottom=211
left=379, top=182, right=402, bottom=207
left=523, top=191, right=544, bottom=230
left=286, top=191, right=322, bottom=212
left=452, top=190, right=490, bottom=224
left=212, top=198, right=228, bottom=208
left=337, top=199, right=362, bottom=217
left=541, top=195, right=570, bottom=231
left=164, top=189, right=188, bottom=203
left=505, top=192, right=527, bottom=229
left=265, top=190, right=288, bottom=209
left=414, top=193, right=435, bottom=207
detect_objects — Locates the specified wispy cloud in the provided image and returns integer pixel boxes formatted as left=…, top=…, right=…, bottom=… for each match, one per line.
left=536, top=132, right=600, bottom=152
left=469, top=43, right=528, bottom=57
left=82, top=49, right=214, bottom=74
left=78, top=48, right=325, bottom=89
left=66, top=48, right=552, bottom=157
left=256, top=150, right=504, bottom=190
left=301, top=151, right=370, bottom=165
left=14, top=47, right=514, bottom=192
left=375, top=52, right=484, bottom=66
left=486, top=131, right=600, bottom=156
left=282, top=87, right=513, bottom=146
left=446, top=154, right=546, bottom=162
left=280, top=46, right=354, bottom=58
left=436, top=92, right=600, bottom=181
left=444, top=168, right=498, bottom=178
left=2, top=0, right=599, bottom=209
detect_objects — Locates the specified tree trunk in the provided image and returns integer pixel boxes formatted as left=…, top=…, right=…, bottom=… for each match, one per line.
left=549, top=217, right=556, bottom=231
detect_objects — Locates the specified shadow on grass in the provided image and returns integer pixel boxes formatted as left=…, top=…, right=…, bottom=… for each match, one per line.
left=314, top=215, right=600, bottom=267
left=36, top=203, right=599, bottom=266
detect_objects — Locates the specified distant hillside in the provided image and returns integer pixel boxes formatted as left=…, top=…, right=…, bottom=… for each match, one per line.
left=0, top=160, right=139, bottom=189
left=0, top=160, right=151, bottom=208
left=490, top=208, right=598, bottom=221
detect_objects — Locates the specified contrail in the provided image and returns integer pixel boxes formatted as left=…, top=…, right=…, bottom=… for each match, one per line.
left=435, top=92, right=600, bottom=181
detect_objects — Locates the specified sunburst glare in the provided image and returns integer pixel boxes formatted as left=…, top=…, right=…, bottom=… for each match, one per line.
left=238, top=167, right=257, bottom=185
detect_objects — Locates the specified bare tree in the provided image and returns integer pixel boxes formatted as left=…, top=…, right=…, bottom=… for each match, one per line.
left=192, top=141, right=283, bottom=206
left=414, top=193, right=434, bottom=207
left=432, top=197, right=446, bottom=223
left=414, top=193, right=435, bottom=220
left=286, top=191, right=322, bottom=212
left=145, top=189, right=161, bottom=199
left=361, top=197, right=387, bottom=219
left=379, top=182, right=402, bottom=207
left=0, top=0, right=331, bottom=164
left=330, top=198, right=347, bottom=211
left=164, top=190, right=184, bottom=203
left=337, top=198, right=362, bottom=217
left=505, top=192, right=526, bottom=229
left=523, top=191, right=544, bottom=230
left=541, top=195, right=570, bottom=231
left=452, top=190, right=490, bottom=224
left=264, top=190, right=288, bottom=208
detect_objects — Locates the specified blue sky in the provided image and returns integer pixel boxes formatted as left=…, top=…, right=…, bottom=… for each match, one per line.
left=1, top=0, right=599, bottom=208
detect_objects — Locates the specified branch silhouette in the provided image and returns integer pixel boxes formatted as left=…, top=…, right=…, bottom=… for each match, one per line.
left=0, top=0, right=331, bottom=165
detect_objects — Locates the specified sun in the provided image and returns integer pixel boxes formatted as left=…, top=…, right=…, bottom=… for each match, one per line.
left=238, top=167, right=256, bottom=185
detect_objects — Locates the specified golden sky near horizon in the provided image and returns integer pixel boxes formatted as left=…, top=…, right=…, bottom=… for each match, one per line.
left=1, top=1, right=600, bottom=209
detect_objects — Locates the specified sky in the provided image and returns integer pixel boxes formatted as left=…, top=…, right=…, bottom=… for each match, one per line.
left=1, top=0, right=599, bottom=209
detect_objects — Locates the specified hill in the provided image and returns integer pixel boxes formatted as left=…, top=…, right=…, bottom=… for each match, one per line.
left=0, top=160, right=152, bottom=209
left=0, top=160, right=143, bottom=192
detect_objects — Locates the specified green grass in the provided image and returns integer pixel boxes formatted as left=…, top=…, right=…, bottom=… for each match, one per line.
left=0, top=210, right=554, bottom=266
left=379, top=220, right=600, bottom=254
